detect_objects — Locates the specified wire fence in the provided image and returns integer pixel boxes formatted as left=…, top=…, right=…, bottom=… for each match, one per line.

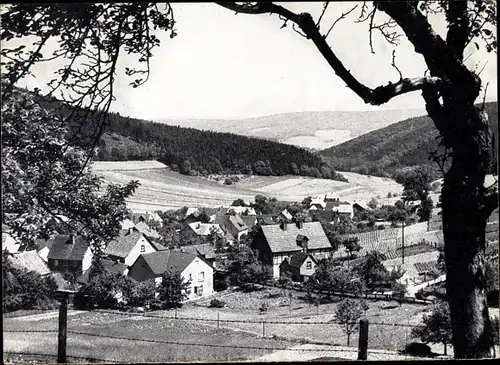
left=4, top=305, right=434, bottom=363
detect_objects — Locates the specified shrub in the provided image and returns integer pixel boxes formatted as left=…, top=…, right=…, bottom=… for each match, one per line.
left=403, top=342, right=433, bottom=357
left=224, top=178, right=233, bottom=185
left=209, top=298, right=226, bottom=308
left=259, top=302, right=269, bottom=313
left=158, top=270, right=190, bottom=309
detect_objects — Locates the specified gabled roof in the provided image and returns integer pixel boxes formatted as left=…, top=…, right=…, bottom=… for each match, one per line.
left=35, top=238, right=53, bottom=251
left=414, top=261, right=438, bottom=274
left=139, top=250, right=200, bottom=276
left=228, top=215, right=249, bottom=232
left=353, top=200, right=372, bottom=211
left=279, top=209, right=293, bottom=221
left=135, top=221, right=160, bottom=239
left=240, top=215, right=257, bottom=228
left=7, top=251, right=51, bottom=276
left=288, top=252, right=317, bottom=268
left=260, top=222, right=332, bottom=253
left=175, top=243, right=216, bottom=260
left=48, top=235, right=90, bottom=261
left=120, top=218, right=136, bottom=230
left=104, top=230, right=148, bottom=259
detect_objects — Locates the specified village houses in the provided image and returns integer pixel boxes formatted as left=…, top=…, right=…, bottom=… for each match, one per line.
left=279, top=252, right=318, bottom=282
left=103, top=228, right=158, bottom=272
left=128, top=250, right=215, bottom=300
left=251, top=220, right=333, bottom=279
left=47, top=234, right=93, bottom=277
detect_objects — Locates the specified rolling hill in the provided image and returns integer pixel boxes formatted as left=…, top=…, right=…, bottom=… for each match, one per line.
left=320, top=102, right=498, bottom=180
left=156, top=109, right=427, bottom=150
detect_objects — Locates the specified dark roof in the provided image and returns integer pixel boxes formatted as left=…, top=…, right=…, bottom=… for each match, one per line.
left=104, top=230, right=148, bottom=259
left=261, top=222, right=332, bottom=253
left=78, top=259, right=127, bottom=284
left=48, top=235, right=90, bottom=261
left=257, top=215, right=276, bottom=225
left=139, top=250, right=199, bottom=275
left=288, top=252, right=317, bottom=268
left=175, top=243, right=216, bottom=259
left=414, top=261, right=438, bottom=274
left=240, top=215, right=257, bottom=228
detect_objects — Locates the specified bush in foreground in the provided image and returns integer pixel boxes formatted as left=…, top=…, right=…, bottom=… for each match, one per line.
left=209, top=299, right=226, bottom=308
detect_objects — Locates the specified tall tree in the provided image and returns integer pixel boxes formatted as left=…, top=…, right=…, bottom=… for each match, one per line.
left=1, top=1, right=497, bottom=358
left=2, top=89, right=139, bottom=250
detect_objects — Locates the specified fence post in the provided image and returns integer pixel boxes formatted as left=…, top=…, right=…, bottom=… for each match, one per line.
left=57, top=290, right=71, bottom=364
left=175, top=308, right=177, bottom=319
left=217, top=312, right=220, bottom=329
left=262, top=321, right=266, bottom=338
left=357, top=319, right=369, bottom=361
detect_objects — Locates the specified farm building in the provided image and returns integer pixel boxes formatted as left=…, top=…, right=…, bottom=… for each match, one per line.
left=174, top=243, right=217, bottom=268
left=128, top=250, right=214, bottom=300
left=251, top=221, right=333, bottom=279
left=47, top=234, right=93, bottom=276
left=214, top=214, right=249, bottom=242
left=279, top=252, right=318, bottom=282
left=129, top=211, right=163, bottom=227
left=104, top=228, right=157, bottom=269
left=331, top=203, right=354, bottom=219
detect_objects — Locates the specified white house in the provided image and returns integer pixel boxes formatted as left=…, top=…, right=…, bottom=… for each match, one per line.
left=104, top=228, right=157, bottom=269
left=128, top=250, right=215, bottom=301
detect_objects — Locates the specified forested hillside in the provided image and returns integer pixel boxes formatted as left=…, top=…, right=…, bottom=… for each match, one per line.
left=321, top=102, right=498, bottom=180
left=92, top=112, right=346, bottom=181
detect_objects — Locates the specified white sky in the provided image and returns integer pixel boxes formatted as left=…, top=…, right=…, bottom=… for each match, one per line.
left=8, top=2, right=498, bottom=119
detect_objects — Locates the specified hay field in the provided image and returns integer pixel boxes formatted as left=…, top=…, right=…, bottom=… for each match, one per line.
left=94, top=161, right=403, bottom=211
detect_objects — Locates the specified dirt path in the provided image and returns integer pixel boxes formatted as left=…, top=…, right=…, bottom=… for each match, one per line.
left=10, top=310, right=87, bottom=322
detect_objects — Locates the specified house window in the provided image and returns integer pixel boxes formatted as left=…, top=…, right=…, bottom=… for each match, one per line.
left=194, top=286, right=203, bottom=296
left=198, top=272, right=205, bottom=282
left=53, top=259, right=59, bottom=267
left=306, top=261, right=312, bottom=270
left=140, top=244, right=145, bottom=253
left=188, top=274, right=192, bottom=281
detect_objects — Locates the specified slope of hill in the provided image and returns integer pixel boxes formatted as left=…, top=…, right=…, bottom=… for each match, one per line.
left=320, top=102, right=498, bottom=180
left=156, top=109, right=427, bottom=150
left=93, top=161, right=403, bottom=212
left=28, top=88, right=346, bottom=182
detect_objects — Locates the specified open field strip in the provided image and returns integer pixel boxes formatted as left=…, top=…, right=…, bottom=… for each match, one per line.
left=94, top=161, right=405, bottom=210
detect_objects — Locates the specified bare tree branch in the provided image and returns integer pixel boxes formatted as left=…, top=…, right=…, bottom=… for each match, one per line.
left=316, top=2, right=329, bottom=29
left=325, top=4, right=358, bottom=39
left=391, top=50, right=403, bottom=80
left=216, top=2, right=441, bottom=106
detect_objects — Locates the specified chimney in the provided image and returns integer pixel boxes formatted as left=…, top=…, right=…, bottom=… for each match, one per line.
left=280, top=221, right=287, bottom=231
left=128, top=227, right=134, bottom=234
left=303, top=240, right=308, bottom=253
left=67, top=234, right=75, bottom=245
left=296, top=220, right=304, bottom=229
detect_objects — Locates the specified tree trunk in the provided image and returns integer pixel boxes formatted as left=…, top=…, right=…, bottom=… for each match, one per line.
left=439, top=103, right=494, bottom=358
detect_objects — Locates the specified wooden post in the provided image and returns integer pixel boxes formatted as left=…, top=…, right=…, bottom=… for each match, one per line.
left=401, top=221, right=405, bottom=265
left=217, top=312, right=220, bottom=329
left=357, top=319, right=369, bottom=361
left=262, top=321, right=266, bottom=337
left=175, top=308, right=177, bottom=319
left=57, top=290, right=74, bottom=364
